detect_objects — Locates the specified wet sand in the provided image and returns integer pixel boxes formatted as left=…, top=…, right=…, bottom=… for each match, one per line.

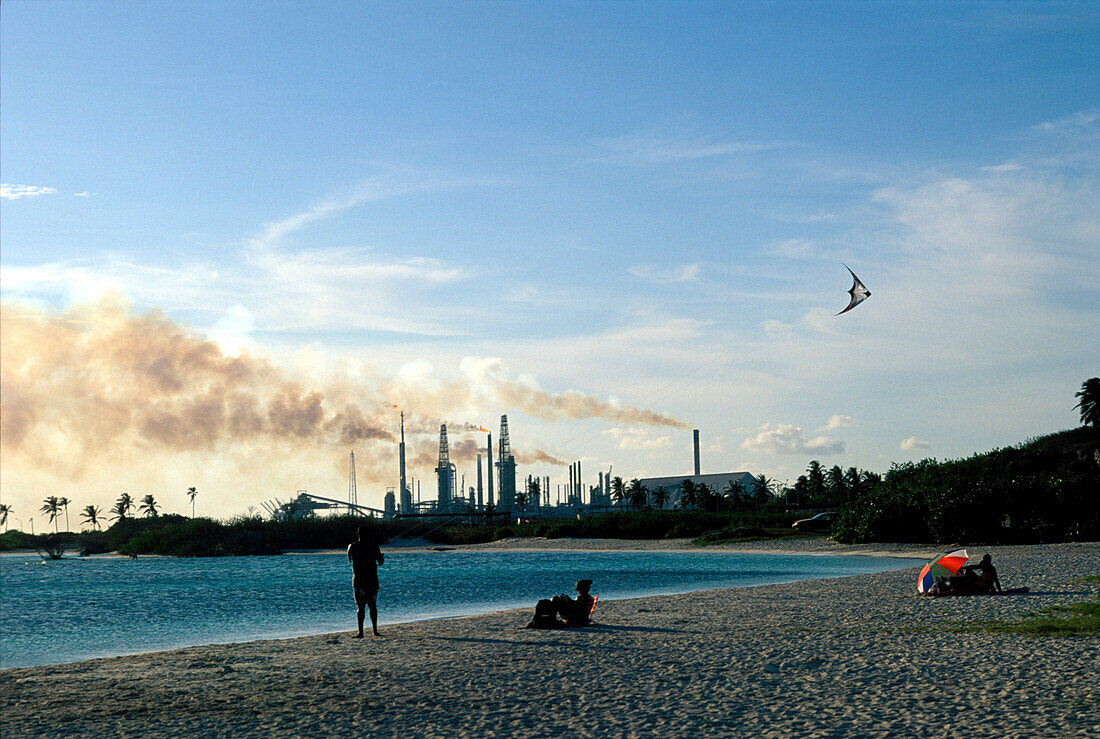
left=1, top=540, right=1097, bottom=738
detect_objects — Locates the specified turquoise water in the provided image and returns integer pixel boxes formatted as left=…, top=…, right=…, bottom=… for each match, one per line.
left=0, top=550, right=920, bottom=669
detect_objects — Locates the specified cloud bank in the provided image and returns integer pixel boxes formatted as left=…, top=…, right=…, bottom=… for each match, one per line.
left=740, top=423, right=846, bottom=456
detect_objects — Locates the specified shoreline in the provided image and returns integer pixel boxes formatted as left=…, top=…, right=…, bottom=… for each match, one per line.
left=0, top=535, right=945, bottom=561
left=2, top=541, right=1097, bottom=737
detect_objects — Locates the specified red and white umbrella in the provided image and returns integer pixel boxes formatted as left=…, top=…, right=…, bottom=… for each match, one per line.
left=917, top=548, right=968, bottom=593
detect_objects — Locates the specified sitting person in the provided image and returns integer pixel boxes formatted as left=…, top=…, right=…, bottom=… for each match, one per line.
left=552, top=579, right=597, bottom=627
left=963, top=553, right=1003, bottom=594
left=946, top=553, right=1003, bottom=595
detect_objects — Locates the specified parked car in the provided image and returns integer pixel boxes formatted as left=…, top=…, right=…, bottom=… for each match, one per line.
left=792, top=512, right=832, bottom=532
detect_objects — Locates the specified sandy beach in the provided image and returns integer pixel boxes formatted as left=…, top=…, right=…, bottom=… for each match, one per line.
left=2, top=539, right=1097, bottom=738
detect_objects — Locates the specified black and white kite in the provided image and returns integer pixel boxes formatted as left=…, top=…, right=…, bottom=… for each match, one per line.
left=836, top=264, right=871, bottom=315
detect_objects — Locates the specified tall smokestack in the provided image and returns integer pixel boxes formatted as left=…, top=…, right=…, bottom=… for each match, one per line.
left=577, top=460, right=582, bottom=504
left=568, top=464, right=574, bottom=504
left=399, top=411, right=410, bottom=513
left=476, top=453, right=484, bottom=509
left=486, top=433, right=494, bottom=509
left=693, top=429, right=700, bottom=476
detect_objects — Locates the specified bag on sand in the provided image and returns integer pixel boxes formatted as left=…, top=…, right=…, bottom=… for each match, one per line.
left=526, top=599, right=563, bottom=629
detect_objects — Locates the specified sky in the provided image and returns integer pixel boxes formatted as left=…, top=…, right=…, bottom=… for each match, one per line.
left=2, top=1, right=1098, bottom=526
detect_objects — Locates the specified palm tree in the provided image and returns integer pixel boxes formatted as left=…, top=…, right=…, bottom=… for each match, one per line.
left=752, top=474, right=774, bottom=510
left=40, top=496, right=62, bottom=533
left=793, top=475, right=809, bottom=508
left=611, top=477, right=627, bottom=507
left=651, top=485, right=670, bottom=510
left=1075, top=377, right=1100, bottom=427
left=843, top=467, right=863, bottom=501
left=0, top=504, right=11, bottom=532
left=677, top=479, right=697, bottom=510
left=139, top=494, right=159, bottom=518
left=696, top=483, right=715, bottom=512
left=515, top=491, right=527, bottom=515
left=187, top=487, right=198, bottom=518
left=81, top=505, right=103, bottom=531
left=805, top=461, right=826, bottom=505
left=58, top=497, right=71, bottom=532
left=627, top=479, right=648, bottom=509
left=112, top=493, right=134, bottom=522
left=826, top=465, right=846, bottom=504
left=723, top=479, right=745, bottom=511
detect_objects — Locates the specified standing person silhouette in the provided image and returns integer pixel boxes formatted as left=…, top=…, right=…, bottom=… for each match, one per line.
left=347, top=525, right=385, bottom=637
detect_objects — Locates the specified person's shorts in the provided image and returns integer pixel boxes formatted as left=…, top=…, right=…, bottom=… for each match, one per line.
left=354, top=584, right=379, bottom=605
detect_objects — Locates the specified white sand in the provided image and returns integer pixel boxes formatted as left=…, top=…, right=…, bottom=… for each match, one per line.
left=1, top=539, right=1097, bottom=738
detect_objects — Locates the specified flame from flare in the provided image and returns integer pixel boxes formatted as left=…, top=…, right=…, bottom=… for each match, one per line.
left=479, top=426, right=490, bottom=433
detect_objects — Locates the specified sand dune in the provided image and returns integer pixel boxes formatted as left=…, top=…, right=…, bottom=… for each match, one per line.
left=1, top=540, right=1097, bottom=737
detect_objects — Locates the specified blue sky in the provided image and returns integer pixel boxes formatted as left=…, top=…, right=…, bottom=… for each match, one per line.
left=2, top=1, right=1098, bottom=520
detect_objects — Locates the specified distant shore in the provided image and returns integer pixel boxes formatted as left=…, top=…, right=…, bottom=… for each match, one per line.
left=1, top=534, right=944, bottom=560
left=1, top=540, right=1097, bottom=737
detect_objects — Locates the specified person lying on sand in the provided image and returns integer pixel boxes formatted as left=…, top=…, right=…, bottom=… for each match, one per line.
left=552, top=579, right=596, bottom=627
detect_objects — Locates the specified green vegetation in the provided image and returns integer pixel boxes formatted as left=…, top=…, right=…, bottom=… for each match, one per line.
left=832, top=426, right=1100, bottom=544
left=952, top=597, right=1100, bottom=636
left=0, top=509, right=798, bottom=557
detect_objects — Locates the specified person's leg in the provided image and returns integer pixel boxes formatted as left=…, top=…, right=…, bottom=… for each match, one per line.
left=354, top=590, right=366, bottom=637
left=367, top=595, right=379, bottom=636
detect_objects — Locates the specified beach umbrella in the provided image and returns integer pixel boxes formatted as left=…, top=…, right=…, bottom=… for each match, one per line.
left=917, top=548, right=969, bottom=593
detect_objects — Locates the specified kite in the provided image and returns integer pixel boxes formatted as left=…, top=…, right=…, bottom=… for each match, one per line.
left=836, top=264, right=871, bottom=315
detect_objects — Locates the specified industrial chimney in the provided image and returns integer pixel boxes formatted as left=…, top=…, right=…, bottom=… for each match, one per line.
left=693, top=429, right=701, bottom=476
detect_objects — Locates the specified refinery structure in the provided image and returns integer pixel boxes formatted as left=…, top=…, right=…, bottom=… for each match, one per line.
left=267, top=412, right=755, bottom=523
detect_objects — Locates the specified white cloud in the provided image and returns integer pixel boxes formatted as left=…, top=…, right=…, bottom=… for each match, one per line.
left=628, top=263, right=701, bottom=284
left=1, top=184, right=57, bottom=200
left=740, top=423, right=846, bottom=456
left=593, top=127, right=799, bottom=166
left=603, top=427, right=674, bottom=451
left=1032, top=108, right=1098, bottom=135
left=767, top=238, right=824, bottom=259
left=900, top=437, right=931, bottom=451
left=74, top=191, right=93, bottom=198
left=817, top=415, right=855, bottom=432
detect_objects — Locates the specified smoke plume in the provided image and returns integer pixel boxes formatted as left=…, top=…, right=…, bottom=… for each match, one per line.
left=1, top=297, right=685, bottom=515
left=0, top=298, right=393, bottom=476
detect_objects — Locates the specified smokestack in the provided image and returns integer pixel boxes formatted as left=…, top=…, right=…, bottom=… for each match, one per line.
left=568, top=464, right=574, bottom=503
left=476, top=453, right=484, bottom=509
left=486, top=433, right=494, bottom=509
left=693, top=429, right=700, bottom=476
left=399, top=411, right=409, bottom=513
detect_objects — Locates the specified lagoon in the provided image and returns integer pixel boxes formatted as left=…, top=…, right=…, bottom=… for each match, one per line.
left=0, top=549, right=921, bottom=669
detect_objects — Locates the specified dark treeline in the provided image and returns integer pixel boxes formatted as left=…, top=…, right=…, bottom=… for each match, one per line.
left=832, top=427, right=1100, bottom=544
left=2, top=427, right=1095, bottom=555
left=0, top=510, right=797, bottom=557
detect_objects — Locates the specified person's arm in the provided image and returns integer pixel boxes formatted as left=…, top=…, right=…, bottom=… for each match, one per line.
left=375, top=544, right=384, bottom=566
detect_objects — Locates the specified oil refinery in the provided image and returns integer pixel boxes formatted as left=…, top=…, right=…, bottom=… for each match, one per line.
left=265, top=413, right=755, bottom=524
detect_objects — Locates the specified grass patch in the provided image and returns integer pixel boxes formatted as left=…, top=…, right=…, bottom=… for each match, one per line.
left=692, top=526, right=815, bottom=546
left=1067, top=574, right=1100, bottom=584
left=953, top=598, right=1100, bottom=636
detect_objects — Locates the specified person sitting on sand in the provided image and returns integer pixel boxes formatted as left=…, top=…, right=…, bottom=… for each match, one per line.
left=552, top=579, right=596, bottom=627
left=348, top=525, right=385, bottom=637
left=961, top=553, right=1003, bottom=594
